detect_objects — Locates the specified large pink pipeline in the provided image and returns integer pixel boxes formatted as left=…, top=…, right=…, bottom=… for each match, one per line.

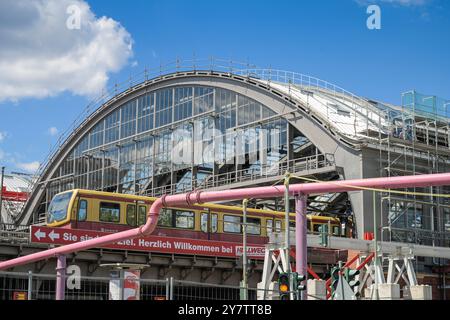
left=1, top=172, right=450, bottom=270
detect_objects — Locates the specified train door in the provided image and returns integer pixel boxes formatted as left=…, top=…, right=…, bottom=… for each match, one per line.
left=76, top=198, right=88, bottom=228
left=200, top=210, right=218, bottom=240
left=137, top=204, right=147, bottom=226
left=126, top=202, right=138, bottom=227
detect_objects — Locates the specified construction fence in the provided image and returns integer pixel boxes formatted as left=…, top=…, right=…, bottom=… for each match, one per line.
left=0, top=271, right=277, bottom=300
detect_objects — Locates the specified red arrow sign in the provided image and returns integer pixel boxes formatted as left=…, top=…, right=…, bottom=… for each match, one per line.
left=30, top=226, right=265, bottom=259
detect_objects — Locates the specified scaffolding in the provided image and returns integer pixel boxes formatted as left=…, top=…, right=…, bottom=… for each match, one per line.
left=378, top=90, right=450, bottom=247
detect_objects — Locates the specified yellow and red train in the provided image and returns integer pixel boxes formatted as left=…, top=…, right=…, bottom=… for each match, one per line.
left=46, top=189, right=353, bottom=245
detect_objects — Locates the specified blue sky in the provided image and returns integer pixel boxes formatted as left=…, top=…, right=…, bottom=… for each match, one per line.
left=0, top=0, right=449, bottom=173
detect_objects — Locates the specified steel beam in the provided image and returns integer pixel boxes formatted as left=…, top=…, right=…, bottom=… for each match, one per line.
left=271, top=233, right=450, bottom=259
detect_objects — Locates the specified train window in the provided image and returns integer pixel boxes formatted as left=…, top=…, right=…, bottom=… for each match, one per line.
left=78, top=200, right=87, bottom=221
left=266, top=219, right=273, bottom=234
left=201, top=213, right=208, bottom=232
left=247, top=217, right=261, bottom=235
left=333, top=226, right=340, bottom=236
left=224, top=215, right=241, bottom=233
left=158, top=209, right=172, bottom=227
left=47, top=191, right=73, bottom=224
left=201, top=213, right=218, bottom=233
left=138, top=206, right=147, bottom=225
left=175, top=210, right=194, bottom=229
left=289, top=221, right=295, bottom=231
left=211, top=214, right=218, bottom=233
left=275, top=220, right=282, bottom=232
left=99, top=202, right=120, bottom=223
left=313, top=224, right=321, bottom=233
left=126, top=204, right=137, bottom=226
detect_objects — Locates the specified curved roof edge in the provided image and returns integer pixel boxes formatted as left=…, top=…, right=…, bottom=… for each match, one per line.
left=19, top=67, right=397, bottom=226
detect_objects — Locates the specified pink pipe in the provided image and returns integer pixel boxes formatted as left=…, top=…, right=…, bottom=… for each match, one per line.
left=295, top=194, right=307, bottom=300
left=55, top=255, right=66, bottom=300
left=0, top=200, right=161, bottom=270
left=1, top=172, right=450, bottom=270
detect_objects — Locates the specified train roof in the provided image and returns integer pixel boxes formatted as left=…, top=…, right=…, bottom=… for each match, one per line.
left=58, top=189, right=343, bottom=222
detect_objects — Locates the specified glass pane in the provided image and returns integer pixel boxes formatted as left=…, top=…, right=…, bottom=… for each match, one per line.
left=194, top=87, right=214, bottom=115
left=99, top=202, right=120, bottom=223
left=247, top=217, right=261, bottom=235
left=201, top=213, right=208, bottom=232
left=175, top=210, right=194, bottom=229
left=121, top=100, right=137, bottom=139
left=158, top=209, right=172, bottom=227
left=211, top=214, right=218, bottom=233
left=155, top=88, right=173, bottom=127
left=126, top=204, right=136, bottom=226
left=89, top=121, right=104, bottom=148
left=47, top=191, right=73, bottom=224
left=224, top=215, right=241, bottom=233
left=138, top=205, right=147, bottom=225
left=333, top=226, right=340, bottom=236
left=275, top=220, right=282, bottom=232
left=78, top=200, right=87, bottom=221
left=104, top=110, right=120, bottom=144
left=266, top=219, right=273, bottom=234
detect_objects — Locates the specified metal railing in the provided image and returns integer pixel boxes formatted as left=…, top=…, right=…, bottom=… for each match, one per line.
left=234, top=68, right=384, bottom=119
left=233, top=68, right=392, bottom=138
left=201, top=153, right=335, bottom=190
left=142, top=153, right=335, bottom=197
left=0, top=271, right=278, bottom=300
left=389, top=227, right=450, bottom=247
left=0, top=224, right=29, bottom=243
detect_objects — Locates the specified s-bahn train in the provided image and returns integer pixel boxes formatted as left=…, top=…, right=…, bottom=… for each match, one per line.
left=46, top=189, right=354, bottom=245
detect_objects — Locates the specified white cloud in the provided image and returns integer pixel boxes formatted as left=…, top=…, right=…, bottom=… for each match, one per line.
left=48, top=127, right=59, bottom=136
left=0, top=0, right=133, bottom=102
left=0, top=131, right=6, bottom=142
left=16, top=161, right=40, bottom=173
left=0, top=148, right=40, bottom=173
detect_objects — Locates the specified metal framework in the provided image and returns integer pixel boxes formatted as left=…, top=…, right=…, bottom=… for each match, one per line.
left=377, top=91, right=450, bottom=245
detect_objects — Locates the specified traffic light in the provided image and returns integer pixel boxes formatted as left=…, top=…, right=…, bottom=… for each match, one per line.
left=278, top=272, right=290, bottom=300
left=345, top=269, right=360, bottom=293
left=330, top=267, right=340, bottom=298
left=318, top=224, right=328, bottom=247
left=295, top=273, right=307, bottom=298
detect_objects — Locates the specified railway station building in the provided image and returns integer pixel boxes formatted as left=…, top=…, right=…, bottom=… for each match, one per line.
left=3, top=61, right=450, bottom=294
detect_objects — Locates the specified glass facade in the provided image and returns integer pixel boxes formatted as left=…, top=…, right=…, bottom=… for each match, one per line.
left=44, top=85, right=318, bottom=209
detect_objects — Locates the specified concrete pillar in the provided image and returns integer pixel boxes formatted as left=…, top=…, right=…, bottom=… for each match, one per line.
left=257, top=281, right=279, bottom=300
left=307, top=279, right=327, bottom=300
left=410, top=285, right=433, bottom=300
left=402, top=286, right=412, bottom=300
left=378, top=283, right=400, bottom=300
left=364, top=285, right=378, bottom=300
left=364, top=287, right=371, bottom=299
